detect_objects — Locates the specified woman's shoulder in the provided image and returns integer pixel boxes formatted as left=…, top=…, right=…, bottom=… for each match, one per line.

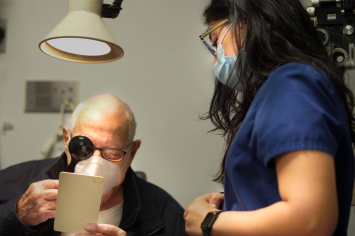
left=275, top=62, right=315, bottom=70
left=270, top=62, right=328, bottom=80
left=255, top=62, right=342, bottom=112
left=264, top=62, right=333, bottom=92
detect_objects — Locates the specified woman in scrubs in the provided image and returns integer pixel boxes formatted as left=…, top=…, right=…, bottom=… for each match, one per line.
left=184, top=0, right=355, bottom=235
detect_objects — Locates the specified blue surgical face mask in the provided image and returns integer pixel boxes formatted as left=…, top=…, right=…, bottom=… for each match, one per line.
left=213, top=25, right=245, bottom=91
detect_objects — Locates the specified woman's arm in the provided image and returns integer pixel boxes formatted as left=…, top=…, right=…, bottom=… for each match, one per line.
left=185, top=150, right=338, bottom=236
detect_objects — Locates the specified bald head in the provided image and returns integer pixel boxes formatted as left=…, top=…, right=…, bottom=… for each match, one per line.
left=67, top=94, right=136, bottom=141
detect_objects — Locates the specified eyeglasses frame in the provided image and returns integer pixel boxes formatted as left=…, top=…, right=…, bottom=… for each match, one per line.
left=69, top=135, right=134, bottom=162
left=199, top=19, right=229, bottom=58
left=92, top=141, right=134, bottom=162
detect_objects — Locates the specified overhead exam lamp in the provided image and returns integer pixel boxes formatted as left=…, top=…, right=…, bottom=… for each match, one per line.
left=39, top=0, right=124, bottom=63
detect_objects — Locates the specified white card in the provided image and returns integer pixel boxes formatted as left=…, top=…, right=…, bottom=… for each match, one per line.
left=54, top=172, right=104, bottom=233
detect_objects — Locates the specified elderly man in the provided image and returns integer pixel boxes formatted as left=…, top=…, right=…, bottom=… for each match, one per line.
left=0, top=94, right=186, bottom=236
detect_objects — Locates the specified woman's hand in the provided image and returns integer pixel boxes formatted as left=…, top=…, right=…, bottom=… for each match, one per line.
left=74, top=223, right=127, bottom=236
left=184, top=192, right=224, bottom=236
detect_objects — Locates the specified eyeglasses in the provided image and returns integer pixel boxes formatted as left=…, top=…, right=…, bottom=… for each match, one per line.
left=68, top=135, right=134, bottom=162
left=199, top=19, right=229, bottom=58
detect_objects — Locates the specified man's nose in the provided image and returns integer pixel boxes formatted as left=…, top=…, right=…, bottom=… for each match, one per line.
left=93, top=149, right=102, bottom=157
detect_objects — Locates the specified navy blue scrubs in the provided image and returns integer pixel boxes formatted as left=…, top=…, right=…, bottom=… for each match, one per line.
left=223, top=63, right=354, bottom=235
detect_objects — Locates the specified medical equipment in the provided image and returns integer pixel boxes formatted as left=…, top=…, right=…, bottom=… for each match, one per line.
left=306, top=0, right=355, bottom=68
left=41, top=100, right=75, bottom=156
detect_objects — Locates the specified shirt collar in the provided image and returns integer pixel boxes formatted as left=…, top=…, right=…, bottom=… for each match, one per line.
left=119, top=166, right=164, bottom=234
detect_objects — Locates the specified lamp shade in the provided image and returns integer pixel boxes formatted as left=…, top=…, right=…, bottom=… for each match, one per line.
left=39, top=0, right=123, bottom=63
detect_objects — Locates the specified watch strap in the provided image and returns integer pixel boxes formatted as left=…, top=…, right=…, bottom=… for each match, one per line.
left=201, top=210, right=223, bottom=236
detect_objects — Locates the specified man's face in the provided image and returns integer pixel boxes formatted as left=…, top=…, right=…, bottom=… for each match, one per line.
left=64, top=110, right=136, bottom=189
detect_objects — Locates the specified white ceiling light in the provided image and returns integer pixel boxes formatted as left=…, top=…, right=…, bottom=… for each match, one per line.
left=39, top=0, right=124, bottom=63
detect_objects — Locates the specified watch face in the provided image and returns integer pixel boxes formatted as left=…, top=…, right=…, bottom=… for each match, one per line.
left=201, top=212, right=215, bottom=228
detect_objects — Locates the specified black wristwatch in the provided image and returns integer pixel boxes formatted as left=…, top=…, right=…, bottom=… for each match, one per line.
left=201, top=211, right=223, bottom=236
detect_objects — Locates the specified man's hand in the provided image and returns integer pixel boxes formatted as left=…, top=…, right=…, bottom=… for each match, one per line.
left=16, top=179, right=59, bottom=226
left=74, top=223, right=127, bottom=236
left=184, top=192, right=224, bottom=236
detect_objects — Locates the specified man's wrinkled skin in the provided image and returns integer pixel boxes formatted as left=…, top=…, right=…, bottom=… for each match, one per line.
left=16, top=180, right=59, bottom=226
left=16, top=94, right=141, bottom=236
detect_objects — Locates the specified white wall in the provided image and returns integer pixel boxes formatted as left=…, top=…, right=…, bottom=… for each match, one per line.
left=0, top=0, right=224, bottom=208
left=0, top=0, right=354, bottom=234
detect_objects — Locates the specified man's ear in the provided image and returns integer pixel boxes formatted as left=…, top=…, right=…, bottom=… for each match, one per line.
left=63, top=126, right=71, bottom=164
left=63, top=126, right=70, bottom=146
left=129, top=139, right=141, bottom=162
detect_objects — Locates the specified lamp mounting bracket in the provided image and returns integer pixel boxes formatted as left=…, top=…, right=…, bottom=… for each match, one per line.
left=102, top=0, right=123, bottom=19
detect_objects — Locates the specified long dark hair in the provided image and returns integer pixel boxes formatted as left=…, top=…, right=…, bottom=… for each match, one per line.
left=201, top=0, right=355, bottom=184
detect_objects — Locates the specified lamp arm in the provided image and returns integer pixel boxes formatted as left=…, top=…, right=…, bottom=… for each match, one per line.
left=40, top=101, right=75, bottom=156
left=102, top=0, right=123, bottom=19
left=59, top=100, right=75, bottom=128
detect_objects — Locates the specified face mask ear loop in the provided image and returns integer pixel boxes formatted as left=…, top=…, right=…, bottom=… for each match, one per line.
left=216, top=24, right=233, bottom=60
left=121, top=154, right=130, bottom=171
left=219, top=24, right=232, bottom=45
left=119, top=145, right=134, bottom=172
